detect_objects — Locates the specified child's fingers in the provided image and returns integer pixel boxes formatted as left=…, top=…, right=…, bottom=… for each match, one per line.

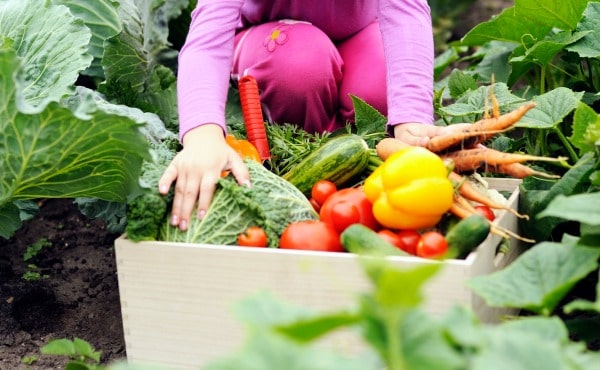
left=228, top=154, right=251, bottom=188
left=172, top=172, right=201, bottom=231
left=158, top=162, right=178, bottom=195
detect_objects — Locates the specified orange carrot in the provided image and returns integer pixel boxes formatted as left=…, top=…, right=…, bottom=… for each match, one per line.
left=453, top=194, right=535, bottom=243
left=426, top=101, right=536, bottom=153
left=238, top=75, right=271, bottom=160
left=448, top=172, right=529, bottom=220
left=375, top=137, right=413, bottom=161
left=491, top=163, right=561, bottom=179
left=442, top=148, right=565, bottom=173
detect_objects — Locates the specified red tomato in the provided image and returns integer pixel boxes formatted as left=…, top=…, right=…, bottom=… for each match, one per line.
left=309, top=197, right=321, bottom=212
left=319, top=187, right=378, bottom=233
left=377, top=229, right=406, bottom=250
left=330, top=202, right=361, bottom=233
left=311, top=180, right=338, bottom=206
left=474, top=205, right=496, bottom=221
left=237, top=226, right=268, bottom=247
left=416, top=231, right=448, bottom=259
left=280, top=220, right=343, bottom=252
left=396, top=230, right=421, bottom=255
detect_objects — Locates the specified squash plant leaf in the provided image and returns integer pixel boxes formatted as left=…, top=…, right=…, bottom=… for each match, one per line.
left=566, top=2, right=600, bottom=58
left=537, top=193, right=600, bottom=225
left=468, top=242, right=600, bottom=316
left=516, top=87, right=583, bottom=129
left=570, top=101, right=600, bottom=155
left=460, top=7, right=552, bottom=47
left=514, top=0, right=588, bottom=31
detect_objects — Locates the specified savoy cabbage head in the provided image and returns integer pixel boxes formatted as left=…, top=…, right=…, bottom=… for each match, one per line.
left=160, top=160, right=319, bottom=248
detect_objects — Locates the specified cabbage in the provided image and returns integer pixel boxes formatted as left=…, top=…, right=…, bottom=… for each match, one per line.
left=160, top=160, right=319, bottom=247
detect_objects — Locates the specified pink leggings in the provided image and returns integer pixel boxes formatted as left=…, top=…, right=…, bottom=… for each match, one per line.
left=232, top=20, right=386, bottom=133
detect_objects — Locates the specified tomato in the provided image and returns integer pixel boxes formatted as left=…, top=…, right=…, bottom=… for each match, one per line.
left=395, top=229, right=421, bottom=255
left=237, top=226, right=268, bottom=247
left=309, top=197, right=321, bottom=212
left=416, top=231, right=448, bottom=259
left=377, top=229, right=406, bottom=250
left=279, top=220, right=343, bottom=252
left=311, top=180, right=338, bottom=206
left=474, top=205, right=496, bottom=221
left=320, top=187, right=379, bottom=233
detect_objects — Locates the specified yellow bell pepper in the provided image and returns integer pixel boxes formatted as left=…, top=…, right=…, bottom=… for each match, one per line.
left=364, top=146, right=454, bottom=230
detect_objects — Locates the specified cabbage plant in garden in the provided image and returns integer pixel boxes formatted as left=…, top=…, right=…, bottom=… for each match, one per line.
left=1, top=0, right=600, bottom=369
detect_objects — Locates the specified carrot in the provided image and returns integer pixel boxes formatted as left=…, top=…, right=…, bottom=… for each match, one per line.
left=491, top=162, right=561, bottom=179
left=238, top=75, right=271, bottom=160
left=375, top=137, right=413, bottom=161
left=452, top=194, right=535, bottom=243
left=448, top=172, right=529, bottom=220
left=442, top=148, right=565, bottom=173
left=426, top=101, right=537, bottom=153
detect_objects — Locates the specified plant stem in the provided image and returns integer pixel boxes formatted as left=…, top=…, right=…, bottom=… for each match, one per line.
left=386, top=315, right=407, bottom=370
left=552, top=127, right=579, bottom=163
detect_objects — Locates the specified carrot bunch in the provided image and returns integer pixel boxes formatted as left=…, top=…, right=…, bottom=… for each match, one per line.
left=375, top=92, right=565, bottom=244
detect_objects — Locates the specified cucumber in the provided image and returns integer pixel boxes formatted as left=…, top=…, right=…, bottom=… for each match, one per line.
left=282, top=134, right=372, bottom=195
left=445, top=214, right=491, bottom=259
left=341, top=224, right=408, bottom=257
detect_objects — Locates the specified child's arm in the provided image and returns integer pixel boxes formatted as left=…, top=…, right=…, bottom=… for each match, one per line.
left=177, top=1, right=244, bottom=142
left=379, top=0, right=435, bottom=130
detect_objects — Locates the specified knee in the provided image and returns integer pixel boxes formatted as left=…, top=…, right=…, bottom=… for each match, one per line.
left=262, top=23, right=342, bottom=97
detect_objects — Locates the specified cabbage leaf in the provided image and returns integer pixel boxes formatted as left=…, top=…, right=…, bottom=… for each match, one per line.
left=160, top=160, right=319, bottom=247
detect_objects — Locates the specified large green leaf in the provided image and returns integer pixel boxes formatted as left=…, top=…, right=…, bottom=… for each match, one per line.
left=0, top=0, right=92, bottom=107
left=514, top=0, right=588, bottom=30
left=538, top=193, right=600, bottom=225
left=570, top=101, right=600, bottom=155
left=51, top=0, right=122, bottom=78
left=568, top=2, right=600, bottom=58
left=460, top=7, right=552, bottom=47
left=469, top=242, right=600, bottom=315
left=100, top=0, right=187, bottom=129
left=0, top=46, right=148, bottom=239
left=516, top=87, right=583, bottom=129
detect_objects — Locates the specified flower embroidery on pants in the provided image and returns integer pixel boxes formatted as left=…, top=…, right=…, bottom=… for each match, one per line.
left=263, top=24, right=290, bottom=52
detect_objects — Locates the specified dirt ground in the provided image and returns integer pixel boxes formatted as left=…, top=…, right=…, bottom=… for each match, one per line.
left=0, top=199, right=125, bottom=369
left=0, top=2, right=515, bottom=369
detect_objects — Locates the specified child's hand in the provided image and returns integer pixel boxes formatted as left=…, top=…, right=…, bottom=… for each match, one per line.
left=158, top=124, right=250, bottom=231
left=393, top=122, right=446, bottom=147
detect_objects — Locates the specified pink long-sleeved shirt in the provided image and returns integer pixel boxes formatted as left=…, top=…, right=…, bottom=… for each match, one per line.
left=177, top=0, right=434, bottom=140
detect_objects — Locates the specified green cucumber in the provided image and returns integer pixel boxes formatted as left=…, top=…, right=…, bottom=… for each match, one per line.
left=445, top=214, right=491, bottom=259
left=341, top=224, right=408, bottom=257
left=282, top=134, right=372, bottom=195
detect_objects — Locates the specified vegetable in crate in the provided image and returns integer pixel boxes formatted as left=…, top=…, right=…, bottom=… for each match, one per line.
left=363, top=146, right=454, bottom=230
left=160, top=160, right=318, bottom=247
left=282, top=134, right=372, bottom=195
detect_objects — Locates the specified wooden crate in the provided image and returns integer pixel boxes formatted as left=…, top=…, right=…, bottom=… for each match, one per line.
left=115, top=178, right=523, bottom=369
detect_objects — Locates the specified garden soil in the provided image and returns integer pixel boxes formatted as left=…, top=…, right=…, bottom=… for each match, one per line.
left=0, top=2, right=515, bottom=369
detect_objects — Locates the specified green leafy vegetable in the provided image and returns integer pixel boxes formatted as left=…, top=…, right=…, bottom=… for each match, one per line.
left=160, top=160, right=319, bottom=247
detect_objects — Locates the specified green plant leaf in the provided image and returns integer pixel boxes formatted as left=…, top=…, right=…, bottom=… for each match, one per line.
left=566, top=2, right=600, bottom=58
left=438, top=83, right=524, bottom=120
left=510, top=30, right=589, bottom=67
left=460, top=7, right=552, bottom=46
left=516, top=87, right=583, bottom=129
left=0, top=46, right=148, bottom=239
left=537, top=193, right=600, bottom=225
left=51, top=0, right=122, bottom=78
left=570, top=101, right=600, bottom=155
left=469, top=242, right=600, bottom=316
left=351, top=95, right=388, bottom=148
left=514, top=0, right=588, bottom=30
left=41, top=339, right=76, bottom=356
left=0, top=0, right=93, bottom=108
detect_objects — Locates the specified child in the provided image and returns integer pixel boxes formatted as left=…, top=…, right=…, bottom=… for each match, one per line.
left=160, top=0, right=448, bottom=231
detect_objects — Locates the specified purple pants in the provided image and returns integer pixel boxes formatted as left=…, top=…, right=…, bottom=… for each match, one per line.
left=232, top=20, right=386, bottom=133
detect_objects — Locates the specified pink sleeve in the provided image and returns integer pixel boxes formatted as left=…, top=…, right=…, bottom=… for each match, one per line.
left=379, top=0, right=434, bottom=126
left=177, top=1, right=243, bottom=141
